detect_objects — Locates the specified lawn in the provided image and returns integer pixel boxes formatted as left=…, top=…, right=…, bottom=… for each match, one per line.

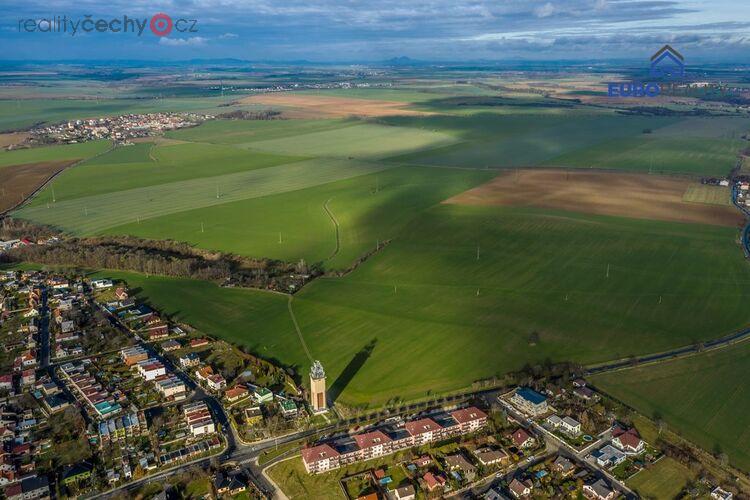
left=267, top=453, right=412, bottom=499
left=627, top=457, right=696, bottom=499
left=592, top=341, right=750, bottom=472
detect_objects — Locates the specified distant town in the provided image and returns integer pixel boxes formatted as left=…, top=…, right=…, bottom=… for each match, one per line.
left=21, top=113, right=213, bottom=147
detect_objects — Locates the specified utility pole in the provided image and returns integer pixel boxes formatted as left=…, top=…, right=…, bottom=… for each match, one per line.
left=606, top=264, right=610, bottom=278
left=476, top=245, right=480, bottom=261
left=201, top=222, right=204, bottom=233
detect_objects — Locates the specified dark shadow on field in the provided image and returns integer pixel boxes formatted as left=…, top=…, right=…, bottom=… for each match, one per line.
left=329, top=338, right=377, bottom=403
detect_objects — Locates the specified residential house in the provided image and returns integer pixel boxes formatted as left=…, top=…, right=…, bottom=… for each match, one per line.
left=253, top=387, right=273, bottom=404
left=183, top=401, right=215, bottom=437
left=711, top=487, right=734, bottom=500
left=508, top=478, right=533, bottom=498
left=244, top=406, right=263, bottom=426
left=611, top=427, right=644, bottom=454
left=593, top=445, right=626, bottom=468
left=583, top=479, right=616, bottom=500
left=353, top=430, right=392, bottom=460
left=189, top=338, right=209, bottom=349
left=552, top=456, right=575, bottom=477
left=393, top=484, right=416, bottom=500
left=280, top=399, right=298, bottom=418
left=225, top=385, right=249, bottom=403
left=450, top=406, right=488, bottom=433
left=160, top=340, right=181, bottom=352
left=508, top=428, right=535, bottom=449
left=444, top=453, right=476, bottom=480
left=136, top=359, right=166, bottom=381
left=473, top=447, right=509, bottom=466
left=510, top=387, right=548, bottom=416
left=423, top=472, right=446, bottom=492
left=4, top=475, right=49, bottom=500
left=179, top=352, right=200, bottom=368
left=121, top=346, right=149, bottom=366
left=301, top=443, right=340, bottom=473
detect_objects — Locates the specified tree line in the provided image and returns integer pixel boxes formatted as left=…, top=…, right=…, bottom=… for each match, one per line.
left=0, top=229, right=322, bottom=293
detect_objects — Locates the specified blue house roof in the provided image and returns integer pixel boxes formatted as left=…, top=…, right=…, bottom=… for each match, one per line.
left=517, top=387, right=547, bottom=404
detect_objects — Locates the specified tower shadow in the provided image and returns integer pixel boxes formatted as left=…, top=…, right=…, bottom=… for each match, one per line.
left=329, top=338, right=377, bottom=403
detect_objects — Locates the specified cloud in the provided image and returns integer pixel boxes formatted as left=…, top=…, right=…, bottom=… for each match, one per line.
left=158, top=36, right=207, bottom=46
left=534, top=3, right=556, bottom=18
left=1, top=0, right=749, bottom=61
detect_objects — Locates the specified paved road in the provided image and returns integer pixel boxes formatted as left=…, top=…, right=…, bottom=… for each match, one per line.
left=496, top=394, right=637, bottom=499
left=588, top=181, right=750, bottom=376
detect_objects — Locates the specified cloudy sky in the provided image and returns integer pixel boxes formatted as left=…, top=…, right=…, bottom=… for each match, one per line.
left=3, top=0, right=750, bottom=62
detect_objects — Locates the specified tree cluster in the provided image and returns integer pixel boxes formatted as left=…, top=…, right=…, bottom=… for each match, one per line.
left=1, top=234, right=323, bottom=293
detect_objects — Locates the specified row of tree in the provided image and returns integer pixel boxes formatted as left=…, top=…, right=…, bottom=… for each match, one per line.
left=0, top=232, right=323, bottom=293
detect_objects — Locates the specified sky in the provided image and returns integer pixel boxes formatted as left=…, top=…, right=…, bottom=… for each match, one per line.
left=3, top=0, right=750, bottom=62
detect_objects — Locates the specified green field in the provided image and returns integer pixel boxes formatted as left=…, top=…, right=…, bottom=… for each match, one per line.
left=682, top=184, right=732, bottom=206
left=627, top=457, right=696, bottom=499
left=27, top=141, right=301, bottom=204
left=99, top=166, right=494, bottom=266
left=246, top=122, right=456, bottom=160
left=0, top=96, right=236, bottom=132
left=385, top=114, right=681, bottom=168
left=0, top=140, right=111, bottom=168
left=165, top=118, right=357, bottom=145
left=92, top=205, right=750, bottom=407
left=285, top=206, right=750, bottom=405
left=546, top=137, right=741, bottom=176
left=592, top=341, right=750, bottom=472
left=90, top=271, right=307, bottom=367
left=10, top=88, right=750, bottom=413
left=15, top=158, right=393, bottom=235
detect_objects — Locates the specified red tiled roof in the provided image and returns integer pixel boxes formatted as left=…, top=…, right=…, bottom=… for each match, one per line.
left=301, top=443, right=339, bottom=464
left=354, top=430, right=392, bottom=450
left=613, top=428, right=642, bottom=449
left=225, top=386, right=248, bottom=399
left=4, top=483, right=22, bottom=497
left=405, top=418, right=440, bottom=436
left=451, top=406, right=487, bottom=424
left=510, top=428, right=532, bottom=447
left=423, top=472, right=445, bottom=491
